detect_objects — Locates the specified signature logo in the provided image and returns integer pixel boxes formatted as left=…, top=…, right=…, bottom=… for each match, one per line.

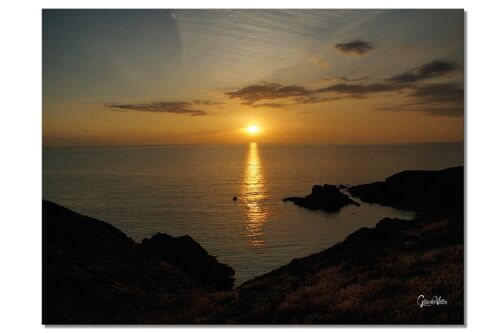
left=417, top=295, right=448, bottom=308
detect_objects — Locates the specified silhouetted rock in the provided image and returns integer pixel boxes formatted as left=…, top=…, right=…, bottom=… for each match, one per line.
left=141, top=233, right=235, bottom=291
left=283, top=184, right=359, bottom=212
left=42, top=200, right=230, bottom=324
left=43, top=163, right=465, bottom=324
left=348, top=166, right=464, bottom=216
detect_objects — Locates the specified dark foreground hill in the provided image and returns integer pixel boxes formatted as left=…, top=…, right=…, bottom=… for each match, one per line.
left=43, top=201, right=234, bottom=324
left=215, top=215, right=463, bottom=324
left=43, top=166, right=464, bottom=324
left=141, top=233, right=235, bottom=290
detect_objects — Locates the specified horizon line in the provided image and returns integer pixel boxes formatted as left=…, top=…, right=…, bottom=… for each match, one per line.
left=42, top=141, right=465, bottom=150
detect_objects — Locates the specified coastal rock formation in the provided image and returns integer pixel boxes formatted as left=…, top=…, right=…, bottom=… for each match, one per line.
left=43, top=165, right=464, bottom=324
left=42, top=200, right=232, bottom=324
left=221, top=166, right=463, bottom=324
left=283, top=184, right=359, bottom=212
left=348, top=166, right=464, bottom=216
left=141, top=233, right=235, bottom=291
left=216, top=214, right=463, bottom=324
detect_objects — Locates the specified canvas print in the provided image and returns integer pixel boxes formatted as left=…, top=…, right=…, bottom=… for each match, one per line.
left=42, top=9, right=465, bottom=324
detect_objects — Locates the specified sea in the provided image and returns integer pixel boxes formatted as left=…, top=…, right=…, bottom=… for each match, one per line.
left=42, top=142, right=463, bottom=284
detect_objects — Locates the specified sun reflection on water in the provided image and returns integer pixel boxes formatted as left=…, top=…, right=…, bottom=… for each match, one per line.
left=241, top=142, right=268, bottom=247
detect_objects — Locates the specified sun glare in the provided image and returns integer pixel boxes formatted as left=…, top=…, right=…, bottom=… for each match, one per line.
left=246, top=125, right=260, bottom=135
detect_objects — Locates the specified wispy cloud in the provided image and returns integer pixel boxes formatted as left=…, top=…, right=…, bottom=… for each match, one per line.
left=253, top=102, right=289, bottom=109
left=106, top=101, right=208, bottom=116
left=375, top=83, right=464, bottom=117
left=226, top=81, right=407, bottom=106
left=316, top=82, right=407, bottom=97
left=307, top=76, right=369, bottom=89
left=225, top=83, right=311, bottom=105
left=294, top=96, right=342, bottom=104
left=387, top=59, right=457, bottom=83
left=109, top=58, right=462, bottom=118
left=335, top=40, right=374, bottom=56
left=411, top=83, right=463, bottom=103
left=192, top=100, right=223, bottom=106
left=224, top=57, right=463, bottom=117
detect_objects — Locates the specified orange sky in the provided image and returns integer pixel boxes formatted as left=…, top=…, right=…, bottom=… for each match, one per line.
left=43, top=9, right=464, bottom=147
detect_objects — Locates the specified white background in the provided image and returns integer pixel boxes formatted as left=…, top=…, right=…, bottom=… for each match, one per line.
left=0, top=0, right=498, bottom=331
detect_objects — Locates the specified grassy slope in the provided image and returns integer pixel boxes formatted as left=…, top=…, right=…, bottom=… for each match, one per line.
left=212, top=215, right=463, bottom=324
left=43, top=166, right=464, bottom=324
left=43, top=202, right=463, bottom=324
left=210, top=167, right=465, bottom=324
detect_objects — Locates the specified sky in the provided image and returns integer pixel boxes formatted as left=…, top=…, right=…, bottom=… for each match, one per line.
left=42, top=9, right=464, bottom=147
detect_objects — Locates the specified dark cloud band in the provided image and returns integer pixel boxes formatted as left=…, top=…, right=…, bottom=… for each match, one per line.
left=335, top=40, right=374, bottom=56
left=106, top=101, right=208, bottom=116
left=109, top=59, right=462, bottom=118
left=387, top=59, right=457, bottom=83
left=375, top=83, right=464, bottom=117
left=225, top=83, right=311, bottom=105
left=316, top=83, right=407, bottom=96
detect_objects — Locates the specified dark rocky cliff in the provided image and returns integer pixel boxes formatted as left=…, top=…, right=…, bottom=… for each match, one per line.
left=348, top=166, right=464, bottom=216
left=43, top=200, right=233, bottom=324
left=43, top=166, right=464, bottom=324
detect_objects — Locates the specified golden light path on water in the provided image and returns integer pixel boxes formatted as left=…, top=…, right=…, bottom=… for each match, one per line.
left=241, top=142, right=268, bottom=247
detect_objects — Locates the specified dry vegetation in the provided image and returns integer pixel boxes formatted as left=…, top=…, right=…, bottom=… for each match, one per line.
left=43, top=183, right=464, bottom=324
left=208, top=215, right=464, bottom=324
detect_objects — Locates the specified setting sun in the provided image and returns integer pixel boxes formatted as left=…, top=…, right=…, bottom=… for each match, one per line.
left=246, top=125, right=260, bottom=135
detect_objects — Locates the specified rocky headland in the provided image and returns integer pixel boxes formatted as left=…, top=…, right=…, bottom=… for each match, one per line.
left=43, top=166, right=464, bottom=324
left=348, top=166, right=464, bottom=217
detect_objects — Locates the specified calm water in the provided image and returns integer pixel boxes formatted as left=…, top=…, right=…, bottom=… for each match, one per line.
left=43, top=143, right=463, bottom=284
